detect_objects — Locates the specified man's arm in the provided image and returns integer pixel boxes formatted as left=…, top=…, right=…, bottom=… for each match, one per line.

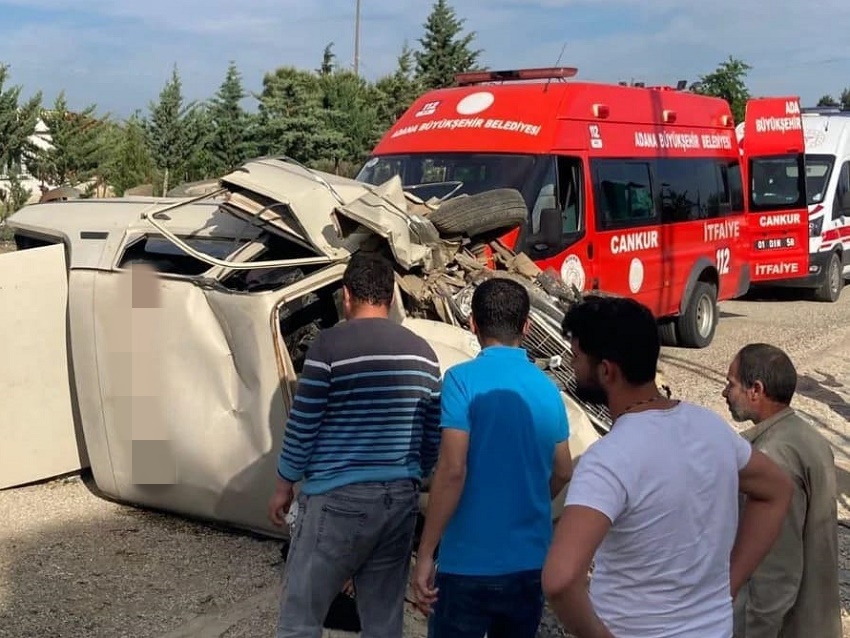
left=417, top=429, right=469, bottom=558
left=730, top=445, right=795, bottom=599
left=417, top=371, right=468, bottom=560
left=542, top=448, right=624, bottom=638
left=549, top=394, right=573, bottom=498
left=276, top=343, right=332, bottom=485
left=419, top=383, right=442, bottom=481
left=736, top=449, right=806, bottom=637
left=543, top=506, right=615, bottom=638
left=550, top=440, right=573, bottom=499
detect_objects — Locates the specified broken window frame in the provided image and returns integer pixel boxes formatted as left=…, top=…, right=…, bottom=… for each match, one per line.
left=270, top=262, right=348, bottom=405
left=127, top=188, right=336, bottom=276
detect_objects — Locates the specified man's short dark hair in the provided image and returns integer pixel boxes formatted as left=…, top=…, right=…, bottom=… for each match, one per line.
left=735, top=343, right=797, bottom=405
left=562, top=295, right=659, bottom=385
left=343, top=252, right=395, bottom=307
left=471, top=277, right=530, bottom=343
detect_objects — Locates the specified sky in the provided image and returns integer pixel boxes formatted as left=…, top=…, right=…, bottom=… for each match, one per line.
left=0, top=0, right=848, bottom=119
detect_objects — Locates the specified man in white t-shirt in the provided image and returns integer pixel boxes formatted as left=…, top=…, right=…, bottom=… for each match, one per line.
left=541, top=295, right=794, bottom=638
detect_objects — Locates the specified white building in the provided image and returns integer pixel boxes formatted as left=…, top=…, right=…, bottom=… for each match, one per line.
left=0, top=117, right=56, bottom=205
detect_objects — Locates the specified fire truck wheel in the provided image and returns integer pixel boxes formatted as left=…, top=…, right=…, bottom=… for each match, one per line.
left=814, top=252, right=843, bottom=303
left=428, top=188, right=528, bottom=237
left=677, top=281, right=717, bottom=349
left=658, top=320, right=678, bottom=347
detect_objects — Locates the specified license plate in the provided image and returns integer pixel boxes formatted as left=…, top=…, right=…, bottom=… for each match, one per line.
left=755, top=237, right=796, bottom=250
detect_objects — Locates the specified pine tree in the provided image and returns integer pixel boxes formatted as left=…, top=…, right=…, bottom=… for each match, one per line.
left=30, top=92, right=109, bottom=188
left=375, top=42, right=423, bottom=128
left=318, top=43, right=336, bottom=76
left=101, top=113, right=156, bottom=196
left=143, top=65, right=201, bottom=195
left=0, top=63, right=42, bottom=175
left=414, top=0, right=482, bottom=90
left=208, top=61, right=255, bottom=175
left=256, top=66, right=345, bottom=164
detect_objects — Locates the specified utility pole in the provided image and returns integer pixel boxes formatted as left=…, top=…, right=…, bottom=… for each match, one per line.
left=354, top=0, right=361, bottom=76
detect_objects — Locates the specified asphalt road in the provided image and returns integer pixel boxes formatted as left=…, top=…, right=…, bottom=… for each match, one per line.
left=1, top=284, right=849, bottom=638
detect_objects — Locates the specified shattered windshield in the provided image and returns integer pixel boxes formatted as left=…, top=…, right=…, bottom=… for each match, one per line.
left=355, top=152, right=546, bottom=203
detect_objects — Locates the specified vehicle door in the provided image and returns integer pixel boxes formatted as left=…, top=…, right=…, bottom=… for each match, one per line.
left=589, top=158, right=664, bottom=310
left=0, top=243, right=87, bottom=489
left=741, top=97, right=810, bottom=282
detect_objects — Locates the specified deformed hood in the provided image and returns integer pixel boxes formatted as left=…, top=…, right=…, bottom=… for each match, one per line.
left=219, top=157, right=444, bottom=270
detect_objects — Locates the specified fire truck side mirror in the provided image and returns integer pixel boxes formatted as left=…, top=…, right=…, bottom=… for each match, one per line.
left=539, top=207, right=562, bottom=247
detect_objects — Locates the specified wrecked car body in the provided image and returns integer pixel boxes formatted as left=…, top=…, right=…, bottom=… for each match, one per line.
left=1, top=157, right=633, bottom=539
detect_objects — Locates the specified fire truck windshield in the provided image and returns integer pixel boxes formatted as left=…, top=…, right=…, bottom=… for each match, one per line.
left=355, top=152, right=547, bottom=203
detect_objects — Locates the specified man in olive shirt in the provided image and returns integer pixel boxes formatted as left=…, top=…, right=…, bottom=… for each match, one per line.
left=723, top=343, right=841, bottom=638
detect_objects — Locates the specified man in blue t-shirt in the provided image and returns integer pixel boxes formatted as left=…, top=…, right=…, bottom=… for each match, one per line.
left=412, top=277, right=573, bottom=638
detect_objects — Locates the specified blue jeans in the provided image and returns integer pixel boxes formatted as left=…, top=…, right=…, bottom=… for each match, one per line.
left=427, top=569, right=544, bottom=638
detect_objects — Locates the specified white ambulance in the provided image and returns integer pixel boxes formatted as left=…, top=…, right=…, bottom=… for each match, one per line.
left=737, top=108, right=850, bottom=302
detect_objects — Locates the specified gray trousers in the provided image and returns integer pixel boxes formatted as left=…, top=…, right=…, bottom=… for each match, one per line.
left=277, top=479, right=420, bottom=638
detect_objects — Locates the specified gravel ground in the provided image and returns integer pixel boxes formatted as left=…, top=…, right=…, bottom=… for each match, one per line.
left=1, top=248, right=849, bottom=636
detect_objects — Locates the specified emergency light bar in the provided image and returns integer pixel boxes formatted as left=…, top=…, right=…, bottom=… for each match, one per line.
left=455, top=67, right=578, bottom=86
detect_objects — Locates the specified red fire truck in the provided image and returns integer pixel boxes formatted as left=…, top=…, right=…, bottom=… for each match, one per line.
left=356, top=67, right=809, bottom=348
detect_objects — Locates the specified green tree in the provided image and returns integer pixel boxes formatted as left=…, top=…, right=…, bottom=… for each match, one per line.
left=30, top=92, right=110, bottom=189
left=317, top=43, right=336, bottom=76
left=375, top=42, right=423, bottom=129
left=207, top=61, right=256, bottom=175
left=0, top=170, right=31, bottom=222
left=320, top=69, right=383, bottom=170
left=101, top=113, right=156, bottom=196
left=414, top=0, right=483, bottom=90
left=692, top=56, right=752, bottom=123
left=181, top=103, right=219, bottom=184
left=143, top=65, right=201, bottom=195
left=0, top=63, right=42, bottom=175
left=840, top=88, right=850, bottom=111
left=817, top=94, right=839, bottom=107
left=255, top=66, right=345, bottom=164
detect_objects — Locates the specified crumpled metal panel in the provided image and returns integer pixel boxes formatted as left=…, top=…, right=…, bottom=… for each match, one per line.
left=83, top=266, right=290, bottom=537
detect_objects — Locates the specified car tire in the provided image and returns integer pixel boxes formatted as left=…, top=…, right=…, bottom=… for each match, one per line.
left=428, top=188, right=528, bottom=237
left=676, top=281, right=718, bottom=349
left=814, top=251, right=843, bottom=303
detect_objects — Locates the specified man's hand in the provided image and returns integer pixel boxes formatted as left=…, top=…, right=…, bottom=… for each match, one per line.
left=412, top=553, right=438, bottom=616
left=267, top=479, right=294, bottom=527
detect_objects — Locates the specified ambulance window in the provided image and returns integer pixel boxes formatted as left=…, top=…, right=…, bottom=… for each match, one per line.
left=804, top=155, right=834, bottom=205
left=836, top=162, right=850, bottom=219
left=593, top=161, right=656, bottom=229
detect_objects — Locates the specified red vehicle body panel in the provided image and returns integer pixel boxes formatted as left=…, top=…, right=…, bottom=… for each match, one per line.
left=360, top=75, right=808, bottom=344
left=738, top=97, right=810, bottom=282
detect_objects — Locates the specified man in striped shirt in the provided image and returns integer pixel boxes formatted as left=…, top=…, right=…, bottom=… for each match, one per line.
left=268, top=251, right=442, bottom=638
